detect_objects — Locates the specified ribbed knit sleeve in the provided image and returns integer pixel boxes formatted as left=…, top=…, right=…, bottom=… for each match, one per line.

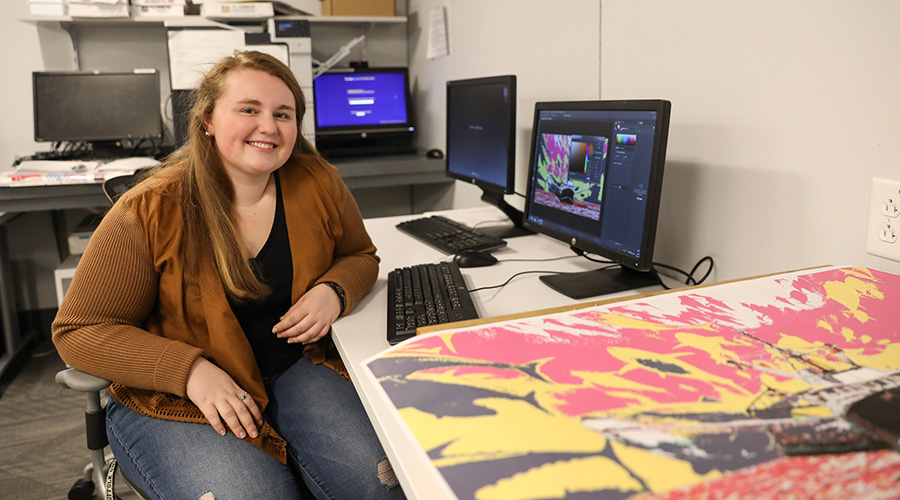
left=52, top=201, right=203, bottom=397
left=309, top=165, right=380, bottom=315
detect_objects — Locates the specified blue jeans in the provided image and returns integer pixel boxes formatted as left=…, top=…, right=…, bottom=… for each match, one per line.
left=106, top=356, right=405, bottom=500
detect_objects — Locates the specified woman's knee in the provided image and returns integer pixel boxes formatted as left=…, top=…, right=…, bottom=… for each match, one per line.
left=106, top=398, right=303, bottom=500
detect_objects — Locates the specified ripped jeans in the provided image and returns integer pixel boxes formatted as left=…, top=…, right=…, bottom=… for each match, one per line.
left=106, top=356, right=405, bottom=500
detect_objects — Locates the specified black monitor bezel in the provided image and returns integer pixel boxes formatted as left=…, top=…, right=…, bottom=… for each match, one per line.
left=444, top=75, right=517, bottom=196
left=312, top=66, right=415, bottom=136
left=522, top=99, right=671, bottom=272
left=32, top=70, right=163, bottom=143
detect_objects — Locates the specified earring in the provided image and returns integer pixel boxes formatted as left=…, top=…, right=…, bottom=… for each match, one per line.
left=204, top=130, right=211, bottom=137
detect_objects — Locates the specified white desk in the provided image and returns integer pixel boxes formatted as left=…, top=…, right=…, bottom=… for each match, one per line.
left=332, top=207, right=668, bottom=499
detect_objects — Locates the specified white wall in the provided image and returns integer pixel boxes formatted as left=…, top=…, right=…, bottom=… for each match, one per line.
left=2, top=4, right=79, bottom=313
left=601, top=0, right=900, bottom=281
left=2, top=4, right=73, bottom=164
left=407, top=0, right=601, bottom=208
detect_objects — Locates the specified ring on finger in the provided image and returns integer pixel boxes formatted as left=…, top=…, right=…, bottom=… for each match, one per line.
left=239, top=392, right=249, bottom=401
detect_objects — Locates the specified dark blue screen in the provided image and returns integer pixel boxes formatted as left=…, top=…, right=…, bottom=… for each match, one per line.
left=314, top=72, right=409, bottom=128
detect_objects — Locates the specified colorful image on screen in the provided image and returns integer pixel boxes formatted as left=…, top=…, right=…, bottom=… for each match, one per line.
left=616, top=133, right=637, bottom=146
left=532, top=133, right=606, bottom=221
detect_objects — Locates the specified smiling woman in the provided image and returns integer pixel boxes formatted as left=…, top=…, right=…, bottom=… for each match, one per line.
left=52, top=51, right=404, bottom=500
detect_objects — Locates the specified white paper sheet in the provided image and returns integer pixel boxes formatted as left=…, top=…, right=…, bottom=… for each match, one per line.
left=427, top=6, right=449, bottom=60
left=167, top=29, right=290, bottom=90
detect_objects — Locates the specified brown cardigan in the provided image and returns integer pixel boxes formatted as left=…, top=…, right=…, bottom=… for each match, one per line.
left=52, top=155, right=379, bottom=462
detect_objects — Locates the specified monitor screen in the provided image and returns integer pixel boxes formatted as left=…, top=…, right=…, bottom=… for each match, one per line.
left=446, top=75, right=516, bottom=194
left=33, top=70, right=162, bottom=144
left=313, top=68, right=412, bottom=133
left=523, top=100, right=671, bottom=298
left=444, top=75, right=530, bottom=238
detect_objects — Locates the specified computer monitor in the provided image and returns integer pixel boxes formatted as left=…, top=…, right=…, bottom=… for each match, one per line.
left=32, top=70, right=163, bottom=156
left=313, top=67, right=415, bottom=158
left=522, top=99, right=671, bottom=299
left=445, top=75, right=531, bottom=238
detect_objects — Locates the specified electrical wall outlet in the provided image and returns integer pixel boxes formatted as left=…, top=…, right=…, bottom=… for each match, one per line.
left=866, top=178, right=900, bottom=262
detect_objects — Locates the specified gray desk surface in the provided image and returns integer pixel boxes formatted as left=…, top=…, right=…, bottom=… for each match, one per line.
left=0, top=183, right=109, bottom=214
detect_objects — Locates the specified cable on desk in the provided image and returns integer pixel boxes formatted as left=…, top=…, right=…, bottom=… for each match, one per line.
left=468, top=270, right=565, bottom=293
left=127, top=136, right=164, bottom=158
left=496, top=255, right=579, bottom=263
left=466, top=250, right=713, bottom=295
left=573, top=246, right=714, bottom=289
left=574, top=249, right=615, bottom=265
left=653, top=256, right=715, bottom=289
left=471, top=218, right=512, bottom=230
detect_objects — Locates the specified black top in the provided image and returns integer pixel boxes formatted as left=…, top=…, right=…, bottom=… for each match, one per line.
left=228, top=173, right=303, bottom=381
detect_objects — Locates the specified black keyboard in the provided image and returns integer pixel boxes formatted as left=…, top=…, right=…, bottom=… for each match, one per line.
left=396, top=215, right=507, bottom=254
left=387, top=262, right=480, bottom=345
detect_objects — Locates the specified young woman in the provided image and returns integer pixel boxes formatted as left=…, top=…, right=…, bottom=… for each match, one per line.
left=53, top=51, right=404, bottom=500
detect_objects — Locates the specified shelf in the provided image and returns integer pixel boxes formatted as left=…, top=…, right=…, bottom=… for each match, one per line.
left=307, top=16, right=406, bottom=24
left=19, top=14, right=407, bottom=25
left=19, top=15, right=174, bottom=24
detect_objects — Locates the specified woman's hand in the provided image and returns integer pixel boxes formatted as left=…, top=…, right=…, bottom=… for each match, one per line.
left=272, top=283, right=341, bottom=345
left=185, top=357, right=263, bottom=439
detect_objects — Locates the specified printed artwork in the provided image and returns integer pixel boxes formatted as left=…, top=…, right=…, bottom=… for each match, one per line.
left=364, top=266, right=900, bottom=499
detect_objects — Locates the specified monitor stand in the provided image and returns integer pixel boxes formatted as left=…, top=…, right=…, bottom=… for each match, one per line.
left=476, top=190, right=534, bottom=239
left=539, top=266, right=661, bottom=300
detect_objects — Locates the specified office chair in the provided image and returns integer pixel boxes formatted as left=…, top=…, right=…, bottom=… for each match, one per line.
left=55, top=368, right=149, bottom=500
left=56, top=172, right=149, bottom=500
left=101, top=173, right=138, bottom=203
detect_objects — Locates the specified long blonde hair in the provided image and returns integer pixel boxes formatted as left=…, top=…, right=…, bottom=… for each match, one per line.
left=166, top=50, right=319, bottom=302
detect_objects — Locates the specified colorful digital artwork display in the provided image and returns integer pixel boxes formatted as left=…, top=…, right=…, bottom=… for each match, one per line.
left=363, top=266, right=900, bottom=499
left=533, top=133, right=606, bottom=220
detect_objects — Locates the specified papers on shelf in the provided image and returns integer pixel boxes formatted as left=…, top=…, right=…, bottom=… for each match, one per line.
left=200, top=2, right=275, bottom=19
left=131, top=0, right=186, bottom=17
left=132, top=0, right=186, bottom=5
left=1, top=158, right=158, bottom=187
left=97, top=156, right=159, bottom=172
left=28, top=0, right=67, bottom=16
left=67, top=0, right=130, bottom=18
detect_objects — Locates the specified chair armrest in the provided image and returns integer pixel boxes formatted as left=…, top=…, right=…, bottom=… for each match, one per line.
left=56, top=368, right=111, bottom=393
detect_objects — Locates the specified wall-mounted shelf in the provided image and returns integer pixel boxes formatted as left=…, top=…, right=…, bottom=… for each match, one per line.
left=19, top=15, right=407, bottom=25
left=307, top=16, right=406, bottom=24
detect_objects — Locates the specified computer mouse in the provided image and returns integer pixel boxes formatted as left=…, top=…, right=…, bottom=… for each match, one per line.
left=453, top=249, right=498, bottom=268
left=426, top=148, right=444, bottom=159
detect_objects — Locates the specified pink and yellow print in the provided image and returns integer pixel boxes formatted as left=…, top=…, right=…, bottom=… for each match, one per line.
left=365, top=266, right=900, bottom=499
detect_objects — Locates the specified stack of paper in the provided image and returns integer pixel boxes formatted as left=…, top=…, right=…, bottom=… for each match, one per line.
left=1, top=160, right=103, bottom=186
left=28, top=0, right=67, bottom=16
left=131, top=0, right=185, bottom=17
left=1, top=157, right=157, bottom=187
left=200, top=1, right=274, bottom=19
left=67, top=0, right=129, bottom=18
